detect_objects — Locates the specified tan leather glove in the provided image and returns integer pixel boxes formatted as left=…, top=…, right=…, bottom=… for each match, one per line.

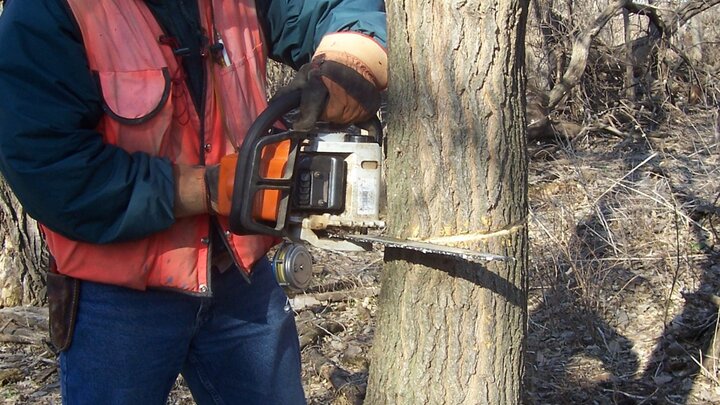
left=172, top=155, right=237, bottom=218
left=273, top=32, right=388, bottom=131
left=172, top=164, right=209, bottom=218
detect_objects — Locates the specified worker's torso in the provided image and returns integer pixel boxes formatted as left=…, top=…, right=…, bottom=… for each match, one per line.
left=44, top=0, right=274, bottom=294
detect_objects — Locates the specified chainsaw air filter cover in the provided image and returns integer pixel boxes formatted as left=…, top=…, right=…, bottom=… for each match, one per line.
left=293, top=153, right=346, bottom=213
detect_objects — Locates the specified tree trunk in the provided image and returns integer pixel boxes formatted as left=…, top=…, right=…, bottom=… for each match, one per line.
left=365, top=0, right=529, bottom=404
left=0, top=175, right=48, bottom=307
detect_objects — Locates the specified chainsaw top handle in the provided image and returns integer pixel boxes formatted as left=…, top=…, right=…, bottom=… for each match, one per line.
left=228, top=90, right=382, bottom=237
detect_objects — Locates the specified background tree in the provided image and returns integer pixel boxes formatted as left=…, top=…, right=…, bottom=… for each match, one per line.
left=0, top=175, right=47, bottom=307
left=365, top=0, right=530, bottom=403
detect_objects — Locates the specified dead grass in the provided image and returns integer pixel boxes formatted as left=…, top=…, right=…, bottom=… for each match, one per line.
left=527, top=105, right=720, bottom=404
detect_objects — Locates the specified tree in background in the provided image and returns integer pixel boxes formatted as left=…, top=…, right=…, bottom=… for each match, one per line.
left=365, top=0, right=530, bottom=403
left=0, top=176, right=46, bottom=307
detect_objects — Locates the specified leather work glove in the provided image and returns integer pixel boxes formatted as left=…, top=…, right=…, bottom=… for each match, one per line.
left=207, top=154, right=237, bottom=216
left=172, top=155, right=236, bottom=218
left=274, top=32, right=388, bottom=132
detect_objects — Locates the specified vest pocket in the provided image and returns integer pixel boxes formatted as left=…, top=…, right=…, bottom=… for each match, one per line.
left=96, top=68, right=171, bottom=125
left=213, top=48, right=267, bottom=143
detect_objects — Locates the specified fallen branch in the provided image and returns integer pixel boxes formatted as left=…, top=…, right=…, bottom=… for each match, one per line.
left=0, top=334, right=36, bottom=344
left=683, top=292, right=720, bottom=308
left=291, top=287, right=379, bottom=311
left=310, top=287, right=379, bottom=305
left=305, top=348, right=365, bottom=405
left=298, top=319, right=345, bottom=349
left=0, top=306, right=48, bottom=345
left=544, top=0, right=720, bottom=112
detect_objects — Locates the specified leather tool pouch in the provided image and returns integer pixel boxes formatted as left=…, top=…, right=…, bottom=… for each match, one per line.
left=46, top=269, right=80, bottom=353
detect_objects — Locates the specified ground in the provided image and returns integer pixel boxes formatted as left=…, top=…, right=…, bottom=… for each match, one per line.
left=1, top=107, right=719, bottom=404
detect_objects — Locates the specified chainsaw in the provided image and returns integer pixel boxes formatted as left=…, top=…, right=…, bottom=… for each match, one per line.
left=229, top=91, right=509, bottom=290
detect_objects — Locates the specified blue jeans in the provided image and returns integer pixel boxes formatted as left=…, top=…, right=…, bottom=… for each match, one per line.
left=59, top=258, right=306, bottom=405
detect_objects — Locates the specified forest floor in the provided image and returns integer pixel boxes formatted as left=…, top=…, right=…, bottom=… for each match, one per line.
left=1, top=106, right=720, bottom=404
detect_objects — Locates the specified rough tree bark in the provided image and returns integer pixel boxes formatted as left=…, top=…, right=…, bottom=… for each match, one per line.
left=365, top=0, right=529, bottom=404
left=0, top=175, right=47, bottom=307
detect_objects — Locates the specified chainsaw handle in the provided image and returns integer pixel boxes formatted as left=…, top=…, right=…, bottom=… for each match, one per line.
left=229, top=91, right=303, bottom=235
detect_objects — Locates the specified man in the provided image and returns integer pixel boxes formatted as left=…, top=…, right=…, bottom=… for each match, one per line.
left=0, top=0, right=387, bottom=403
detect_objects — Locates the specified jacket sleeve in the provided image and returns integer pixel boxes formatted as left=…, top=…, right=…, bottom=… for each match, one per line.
left=256, top=0, right=387, bottom=69
left=0, top=0, right=176, bottom=244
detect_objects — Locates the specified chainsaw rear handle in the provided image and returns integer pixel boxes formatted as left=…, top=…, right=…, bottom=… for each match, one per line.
left=228, top=91, right=301, bottom=235
left=228, top=90, right=383, bottom=237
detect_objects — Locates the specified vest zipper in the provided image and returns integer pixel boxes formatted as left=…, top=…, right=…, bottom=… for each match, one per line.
left=199, top=27, right=214, bottom=296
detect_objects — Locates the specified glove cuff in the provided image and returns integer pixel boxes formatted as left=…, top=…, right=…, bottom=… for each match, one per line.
left=314, top=32, right=388, bottom=89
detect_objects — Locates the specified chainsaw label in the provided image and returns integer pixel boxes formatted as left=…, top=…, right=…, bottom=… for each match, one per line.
left=357, top=179, right=378, bottom=215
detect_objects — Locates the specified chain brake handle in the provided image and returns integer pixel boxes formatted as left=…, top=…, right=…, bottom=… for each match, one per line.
left=228, top=90, right=383, bottom=237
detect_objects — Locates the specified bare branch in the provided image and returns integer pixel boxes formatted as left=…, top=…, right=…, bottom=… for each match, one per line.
left=543, top=0, right=720, bottom=112
left=546, top=0, right=630, bottom=110
left=624, top=2, right=667, bottom=35
left=671, top=0, right=720, bottom=32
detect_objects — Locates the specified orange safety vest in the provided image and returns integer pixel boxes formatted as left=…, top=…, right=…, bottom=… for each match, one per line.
left=45, top=0, right=276, bottom=294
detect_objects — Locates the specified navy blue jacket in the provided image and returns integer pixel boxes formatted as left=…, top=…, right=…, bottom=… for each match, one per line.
left=0, top=0, right=386, bottom=244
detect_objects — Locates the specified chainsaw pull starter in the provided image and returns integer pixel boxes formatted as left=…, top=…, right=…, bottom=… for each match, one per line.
left=271, top=242, right=313, bottom=291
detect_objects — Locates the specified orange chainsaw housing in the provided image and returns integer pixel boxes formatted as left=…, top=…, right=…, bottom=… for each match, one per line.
left=218, top=139, right=289, bottom=223
left=255, top=139, right=290, bottom=222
